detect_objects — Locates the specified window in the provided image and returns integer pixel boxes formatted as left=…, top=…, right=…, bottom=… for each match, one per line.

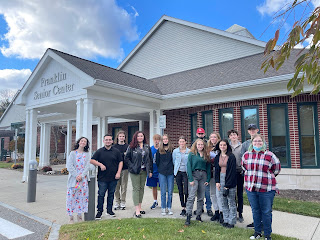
left=112, top=127, right=122, bottom=142
left=241, top=106, right=259, bottom=142
left=268, top=104, right=290, bottom=167
left=219, top=108, right=234, bottom=139
left=190, top=113, right=197, bottom=143
left=298, top=103, right=319, bottom=168
left=128, top=126, right=139, bottom=144
left=202, top=111, right=213, bottom=140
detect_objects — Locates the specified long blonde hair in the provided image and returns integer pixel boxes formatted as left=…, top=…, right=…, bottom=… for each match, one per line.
left=207, top=132, right=221, bottom=151
left=159, top=134, right=174, bottom=154
left=190, top=139, right=210, bottom=162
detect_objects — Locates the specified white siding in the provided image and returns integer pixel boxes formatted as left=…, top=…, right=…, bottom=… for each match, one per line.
left=0, top=104, right=25, bottom=128
left=120, top=21, right=265, bottom=79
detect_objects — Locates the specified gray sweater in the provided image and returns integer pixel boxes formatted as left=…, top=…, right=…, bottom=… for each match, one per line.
left=230, top=141, right=242, bottom=173
left=67, top=151, right=91, bottom=188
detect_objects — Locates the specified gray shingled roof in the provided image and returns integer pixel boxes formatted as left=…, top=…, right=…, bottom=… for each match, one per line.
left=151, top=50, right=300, bottom=95
left=50, top=49, right=162, bottom=94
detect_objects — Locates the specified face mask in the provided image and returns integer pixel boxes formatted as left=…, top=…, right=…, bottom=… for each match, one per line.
left=253, top=146, right=262, bottom=152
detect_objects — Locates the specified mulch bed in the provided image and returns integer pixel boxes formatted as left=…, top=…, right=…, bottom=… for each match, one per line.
left=277, top=189, right=320, bottom=203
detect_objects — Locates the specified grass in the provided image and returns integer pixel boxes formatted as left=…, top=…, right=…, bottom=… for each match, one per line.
left=59, top=218, right=296, bottom=240
left=0, top=162, right=14, bottom=168
left=243, top=194, right=320, bottom=218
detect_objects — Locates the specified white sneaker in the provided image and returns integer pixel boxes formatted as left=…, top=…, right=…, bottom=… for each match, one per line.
left=114, top=203, right=120, bottom=210
left=168, top=208, right=173, bottom=215
left=161, top=208, right=166, bottom=216
left=120, top=203, right=126, bottom=210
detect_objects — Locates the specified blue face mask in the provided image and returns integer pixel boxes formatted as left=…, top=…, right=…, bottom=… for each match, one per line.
left=253, top=146, right=262, bottom=152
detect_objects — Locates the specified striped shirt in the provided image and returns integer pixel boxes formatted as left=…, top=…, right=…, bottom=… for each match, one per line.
left=242, top=150, right=281, bottom=192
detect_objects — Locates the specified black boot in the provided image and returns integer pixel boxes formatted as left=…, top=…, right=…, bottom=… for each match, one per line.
left=219, top=212, right=224, bottom=224
left=185, top=214, right=191, bottom=226
left=210, top=210, right=220, bottom=221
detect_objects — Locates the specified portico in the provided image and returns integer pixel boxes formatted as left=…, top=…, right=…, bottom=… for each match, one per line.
left=15, top=49, right=163, bottom=182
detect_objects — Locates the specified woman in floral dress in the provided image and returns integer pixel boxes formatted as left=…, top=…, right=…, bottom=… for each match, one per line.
left=66, top=137, right=91, bottom=223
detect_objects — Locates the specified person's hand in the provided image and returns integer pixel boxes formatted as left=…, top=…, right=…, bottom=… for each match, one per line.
left=76, top=175, right=82, bottom=182
left=115, top=173, right=120, bottom=179
left=100, top=164, right=106, bottom=171
left=216, top=183, right=221, bottom=191
left=204, top=182, right=209, bottom=186
left=190, top=181, right=194, bottom=186
left=149, top=173, right=153, bottom=178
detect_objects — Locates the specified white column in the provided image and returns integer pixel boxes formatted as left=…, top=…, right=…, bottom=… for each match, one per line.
left=139, top=120, right=144, bottom=131
left=26, top=109, right=38, bottom=182
left=39, top=123, right=45, bottom=168
left=76, top=99, right=83, bottom=140
left=82, top=98, right=93, bottom=151
left=149, top=110, right=155, bottom=144
left=39, top=123, right=50, bottom=168
left=66, top=120, right=73, bottom=163
left=155, top=109, right=163, bottom=135
left=101, top=116, right=108, bottom=137
left=97, top=117, right=103, bottom=148
left=22, top=109, right=30, bottom=182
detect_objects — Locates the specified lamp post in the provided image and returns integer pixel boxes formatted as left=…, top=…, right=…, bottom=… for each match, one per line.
left=27, top=159, right=38, bottom=202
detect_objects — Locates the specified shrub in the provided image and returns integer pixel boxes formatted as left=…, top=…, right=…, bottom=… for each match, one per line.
left=61, top=168, right=69, bottom=175
left=11, top=164, right=23, bottom=169
left=41, top=166, right=52, bottom=172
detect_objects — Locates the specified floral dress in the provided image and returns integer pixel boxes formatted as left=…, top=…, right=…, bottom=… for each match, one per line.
left=66, top=151, right=89, bottom=215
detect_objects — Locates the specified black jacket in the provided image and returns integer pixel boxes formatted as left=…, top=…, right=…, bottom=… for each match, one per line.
left=124, top=144, right=153, bottom=175
left=215, top=152, right=237, bottom=188
left=156, top=149, right=174, bottom=176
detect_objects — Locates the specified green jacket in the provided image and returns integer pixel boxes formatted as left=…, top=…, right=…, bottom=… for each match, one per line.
left=187, top=152, right=211, bottom=183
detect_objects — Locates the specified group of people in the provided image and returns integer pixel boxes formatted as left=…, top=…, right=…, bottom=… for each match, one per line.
left=66, top=124, right=281, bottom=240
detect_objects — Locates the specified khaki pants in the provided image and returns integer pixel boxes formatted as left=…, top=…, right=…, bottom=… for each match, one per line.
left=130, top=170, right=147, bottom=206
left=114, top=169, right=129, bottom=206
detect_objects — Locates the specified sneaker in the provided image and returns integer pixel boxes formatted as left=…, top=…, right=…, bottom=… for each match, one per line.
left=207, top=210, right=213, bottom=217
left=68, top=216, right=74, bottom=224
left=168, top=208, right=173, bottom=215
left=227, top=224, right=234, bottom=228
left=264, top=237, right=272, bottom=240
left=161, top=208, right=166, bottom=216
left=195, top=215, right=203, bottom=222
left=120, top=203, right=126, bottom=210
left=250, top=232, right=262, bottom=239
left=77, top=215, right=83, bottom=222
left=95, top=211, right=102, bottom=220
left=222, top=222, right=229, bottom=228
left=247, top=222, right=255, bottom=228
left=180, top=209, right=186, bottom=216
left=193, top=209, right=204, bottom=215
left=106, top=210, right=116, bottom=217
left=114, top=203, right=120, bottom=210
left=238, top=213, right=244, bottom=223
left=150, top=201, right=158, bottom=209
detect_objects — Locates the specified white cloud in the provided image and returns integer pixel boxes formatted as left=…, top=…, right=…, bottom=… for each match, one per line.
left=0, top=69, right=31, bottom=91
left=0, top=0, right=139, bottom=61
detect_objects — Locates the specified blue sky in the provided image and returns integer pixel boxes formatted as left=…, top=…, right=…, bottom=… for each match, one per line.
left=0, top=0, right=317, bottom=93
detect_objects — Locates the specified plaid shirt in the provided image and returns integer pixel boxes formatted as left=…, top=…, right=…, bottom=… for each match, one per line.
left=242, top=150, right=281, bottom=192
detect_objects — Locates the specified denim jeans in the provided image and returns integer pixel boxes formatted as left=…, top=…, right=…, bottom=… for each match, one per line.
left=205, top=184, right=212, bottom=211
left=209, top=173, right=220, bottom=211
left=158, top=173, right=174, bottom=209
left=186, top=170, right=206, bottom=215
left=218, top=173, right=237, bottom=225
left=176, top=171, right=188, bottom=208
left=97, top=180, right=118, bottom=212
left=246, top=190, right=276, bottom=237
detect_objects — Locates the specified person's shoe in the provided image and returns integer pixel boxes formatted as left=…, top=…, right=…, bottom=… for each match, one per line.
left=77, top=215, right=83, bottom=222
left=134, top=212, right=142, bottom=218
left=195, top=215, right=203, bottom=222
left=168, top=208, right=173, bottom=215
left=249, top=232, right=262, bottom=239
left=222, top=222, right=229, bottom=228
left=193, top=209, right=204, bottom=215
left=247, top=222, right=255, bottom=228
left=95, top=211, right=102, bottom=220
left=120, top=203, right=126, bottom=210
left=219, top=212, right=224, bottom=224
left=68, top=216, right=74, bottom=224
left=140, top=210, right=146, bottom=214
left=161, top=208, right=166, bottom=216
left=211, top=211, right=220, bottom=221
left=237, top=213, right=244, bottom=223
left=264, top=236, right=272, bottom=240
left=150, top=201, right=158, bottom=209
left=207, top=209, right=213, bottom=216
left=106, top=210, right=116, bottom=217
left=227, top=224, right=234, bottom=228
left=180, top=209, right=186, bottom=216
left=185, top=214, right=191, bottom=226
left=114, top=203, right=120, bottom=210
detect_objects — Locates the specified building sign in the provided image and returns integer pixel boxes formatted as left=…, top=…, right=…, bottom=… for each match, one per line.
left=159, top=115, right=166, bottom=129
left=33, top=72, right=75, bottom=100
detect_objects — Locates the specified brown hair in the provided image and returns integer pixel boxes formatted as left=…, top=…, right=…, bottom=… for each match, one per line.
left=190, top=138, right=210, bottom=162
left=129, top=131, right=147, bottom=149
left=115, top=130, right=126, bottom=144
left=207, top=132, right=221, bottom=152
left=153, top=134, right=161, bottom=140
left=159, top=134, right=174, bottom=154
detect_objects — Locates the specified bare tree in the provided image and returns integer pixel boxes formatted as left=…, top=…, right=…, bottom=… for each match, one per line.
left=0, top=89, right=16, bottom=117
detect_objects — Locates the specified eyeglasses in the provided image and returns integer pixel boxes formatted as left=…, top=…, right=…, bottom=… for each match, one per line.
left=252, top=140, right=263, bottom=143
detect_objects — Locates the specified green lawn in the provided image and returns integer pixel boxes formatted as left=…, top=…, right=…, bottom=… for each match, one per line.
left=59, top=218, right=296, bottom=240
left=0, top=162, right=14, bottom=168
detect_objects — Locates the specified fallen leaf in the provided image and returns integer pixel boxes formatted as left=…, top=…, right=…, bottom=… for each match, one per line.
left=201, top=230, right=206, bottom=233
left=143, top=235, right=146, bottom=239
left=178, top=229, right=184, bottom=233
left=98, top=233, right=104, bottom=238
left=117, top=227, right=121, bottom=230
left=141, top=228, right=144, bottom=232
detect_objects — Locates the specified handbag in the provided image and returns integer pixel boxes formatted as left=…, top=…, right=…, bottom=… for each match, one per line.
left=222, top=188, right=229, bottom=197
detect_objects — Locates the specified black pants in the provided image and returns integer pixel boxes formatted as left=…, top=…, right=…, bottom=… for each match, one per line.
left=236, top=171, right=244, bottom=214
left=176, top=171, right=188, bottom=208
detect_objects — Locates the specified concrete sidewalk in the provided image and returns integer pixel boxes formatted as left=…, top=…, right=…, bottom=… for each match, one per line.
left=0, top=167, right=319, bottom=240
